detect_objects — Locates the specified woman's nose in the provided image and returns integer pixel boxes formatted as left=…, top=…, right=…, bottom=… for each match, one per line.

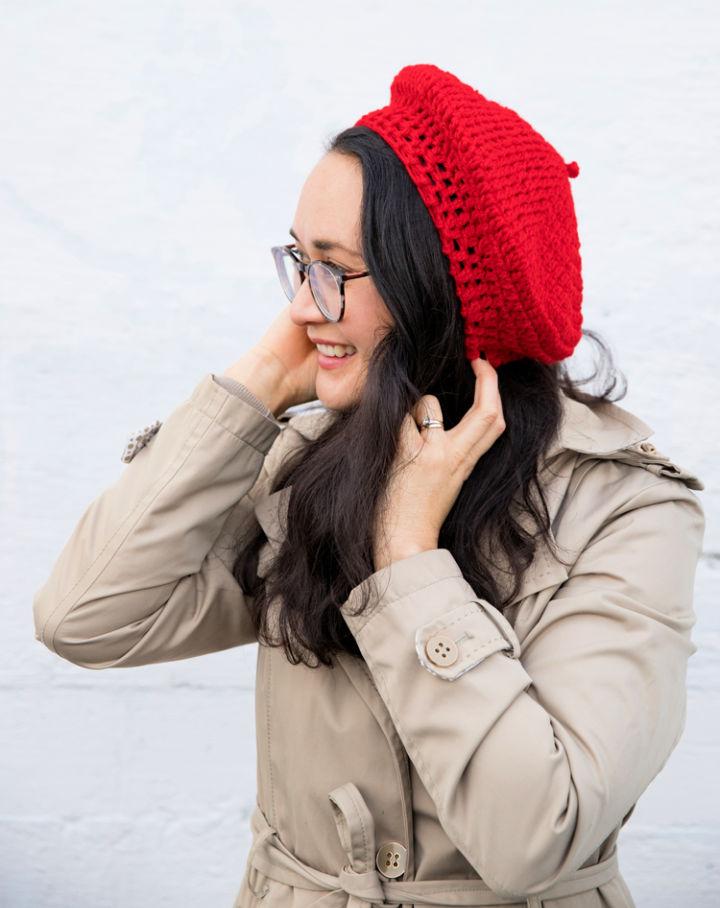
left=289, top=278, right=326, bottom=326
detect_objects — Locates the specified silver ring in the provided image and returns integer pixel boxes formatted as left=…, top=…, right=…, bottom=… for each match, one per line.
left=420, top=417, right=444, bottom=429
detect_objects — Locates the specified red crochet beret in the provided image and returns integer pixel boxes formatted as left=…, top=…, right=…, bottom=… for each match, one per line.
left=353, top=63, right=583, bottom=368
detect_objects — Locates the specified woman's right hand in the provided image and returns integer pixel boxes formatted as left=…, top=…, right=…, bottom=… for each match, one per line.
left=253, top=302, right=319, bottom=408
left=222, top=303, right=319, bottom=415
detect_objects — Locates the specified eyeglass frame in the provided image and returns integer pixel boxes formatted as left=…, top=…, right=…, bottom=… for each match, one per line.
left=271, top=242, right=370, bottom=322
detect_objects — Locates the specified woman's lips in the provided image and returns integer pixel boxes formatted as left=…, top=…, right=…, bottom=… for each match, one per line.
left=317, top=350, right=357, bottom=370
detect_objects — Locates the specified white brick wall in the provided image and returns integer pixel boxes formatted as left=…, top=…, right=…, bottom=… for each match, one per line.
left=3, top=1, right=718, bottom=905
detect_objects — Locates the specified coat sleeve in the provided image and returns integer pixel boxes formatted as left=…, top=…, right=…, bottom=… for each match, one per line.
left=32, top=373, right=284, bottom=669
left=212, top=372, right=285, bottom=426
left=338, top=475, right=705, bottom=898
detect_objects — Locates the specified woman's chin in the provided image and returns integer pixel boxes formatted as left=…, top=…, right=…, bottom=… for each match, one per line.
left=316, top=368, right=361, bottom=411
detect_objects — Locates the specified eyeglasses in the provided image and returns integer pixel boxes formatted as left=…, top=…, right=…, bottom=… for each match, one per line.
left=271, top=243, right=370, bottom=322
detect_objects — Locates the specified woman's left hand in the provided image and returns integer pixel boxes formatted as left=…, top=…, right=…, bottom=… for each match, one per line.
left=372, top=356, right=506, bottom=571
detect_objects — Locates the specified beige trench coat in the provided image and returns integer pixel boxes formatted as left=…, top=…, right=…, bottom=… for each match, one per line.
left=33, top=372, right=706, bottom=908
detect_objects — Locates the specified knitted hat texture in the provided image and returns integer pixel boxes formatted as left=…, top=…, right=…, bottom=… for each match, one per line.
left=353, top=64, right=583, bottom=368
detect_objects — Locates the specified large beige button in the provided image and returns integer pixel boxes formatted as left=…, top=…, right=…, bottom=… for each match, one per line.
left=425, top=633, right=459, bottom=667
left=376, top=841, right=407, bottom=878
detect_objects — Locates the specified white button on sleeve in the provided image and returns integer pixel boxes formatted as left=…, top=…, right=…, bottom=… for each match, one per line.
left=415, top=599, right=520, bottom=680
left=424, top=632, right=459, bottom=667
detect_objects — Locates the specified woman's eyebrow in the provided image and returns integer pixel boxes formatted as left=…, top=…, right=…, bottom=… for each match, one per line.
left=289, top=226, right=361, bottom=259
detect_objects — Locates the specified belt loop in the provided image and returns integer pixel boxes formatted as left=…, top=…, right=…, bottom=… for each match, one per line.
left=328, top=782, right=388, bottom=907
left=526, top=898, right=543, bottom=908
left=246, top=805, right=277, bottom=899
left=328, top=781, right=378, bottom=873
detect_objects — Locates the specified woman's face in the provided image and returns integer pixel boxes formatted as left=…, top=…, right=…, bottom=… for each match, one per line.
left=289, top=151, right=394, bottom=411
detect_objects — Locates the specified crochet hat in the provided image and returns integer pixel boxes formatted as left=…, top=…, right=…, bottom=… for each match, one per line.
left=353, top=64, right=583, bottom=368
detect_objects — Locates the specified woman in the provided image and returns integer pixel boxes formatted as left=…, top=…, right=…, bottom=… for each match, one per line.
left=34, top=64, right=705, bottom=907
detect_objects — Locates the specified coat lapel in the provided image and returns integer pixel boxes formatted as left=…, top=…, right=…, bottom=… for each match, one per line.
left=252, top=407, right=336, bottom=550
left=544, top=392, right=654, bottom=460
left=253, top=485, right=290, bottom=551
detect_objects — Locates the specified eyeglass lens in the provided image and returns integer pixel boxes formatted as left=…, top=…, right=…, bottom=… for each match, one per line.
left=275, top=249, right=342, bottom=320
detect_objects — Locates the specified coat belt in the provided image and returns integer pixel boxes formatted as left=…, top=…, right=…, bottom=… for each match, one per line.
left=244, top=782, right=620, bottom=908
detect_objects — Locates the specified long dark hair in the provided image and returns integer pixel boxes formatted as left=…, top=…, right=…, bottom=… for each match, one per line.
left=231, top=126, right=627, bottom=668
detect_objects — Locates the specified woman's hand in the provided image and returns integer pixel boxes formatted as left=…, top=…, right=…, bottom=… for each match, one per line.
left=253, top=302, right=319, bottom=408
left=372, top=357, right=506, bottom=571
left=222, top=303, right=319, bottom=414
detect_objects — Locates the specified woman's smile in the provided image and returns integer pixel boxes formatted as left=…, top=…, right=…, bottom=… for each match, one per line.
left=316, top=345, right=358, bottom=369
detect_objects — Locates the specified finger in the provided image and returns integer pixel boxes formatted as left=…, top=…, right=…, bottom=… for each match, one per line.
left=413, top=394, right=445, bottom=443
left=470, top=357, right=501, bottom=409
left=448, top=359, right=505, bottom=450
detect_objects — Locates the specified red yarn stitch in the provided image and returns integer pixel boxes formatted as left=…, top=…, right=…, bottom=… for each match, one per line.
left=353, top=64, right=583, bottom=368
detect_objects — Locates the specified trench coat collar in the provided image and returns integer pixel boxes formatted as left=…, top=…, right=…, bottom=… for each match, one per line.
left=256, top=392, right=655, bottom=551
left=287, top=391, right=655, bottom=459
left=544, top=391, right=654, bottom=460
